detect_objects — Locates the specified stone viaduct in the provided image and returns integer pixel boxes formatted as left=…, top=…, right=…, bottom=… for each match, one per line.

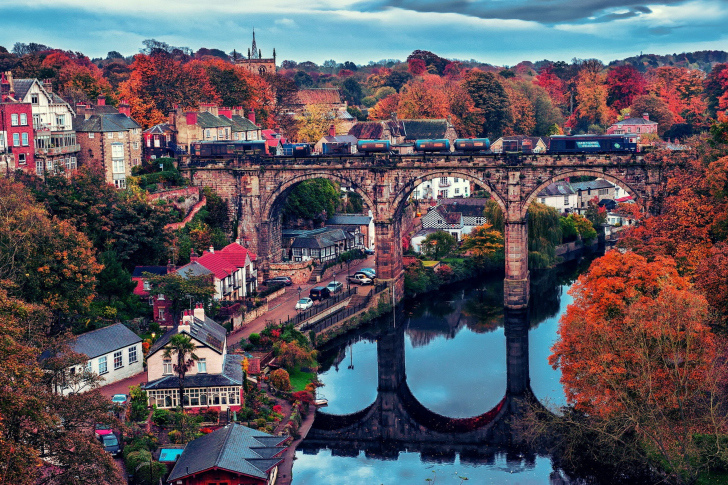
left=299, top=309, right=536, bottom=458
left=180, top=153, right=678, bottom=308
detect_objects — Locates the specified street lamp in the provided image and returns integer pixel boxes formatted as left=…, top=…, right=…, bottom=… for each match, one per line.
left=333, top=271, right=336, bottom=286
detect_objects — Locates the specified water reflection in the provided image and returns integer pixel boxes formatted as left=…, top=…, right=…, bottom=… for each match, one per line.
left=295, top=254, right=600, bottom=485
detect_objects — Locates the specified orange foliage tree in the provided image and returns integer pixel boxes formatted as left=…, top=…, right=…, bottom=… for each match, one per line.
left=396, top=75, right=450, bottom=119
left=368, top=93, right=400, bottom=120
left=550, top=250, right=727, bottom=484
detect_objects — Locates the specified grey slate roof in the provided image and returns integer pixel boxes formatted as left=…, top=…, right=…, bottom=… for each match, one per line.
left=440, top=203, right=485, bottom=218
left=145, top=354, right=243, bottom=390
left=402, top=119, right=449, bottom=140
left=12, top=79, right=35, bottom=100
left=325, top=214, right=372, bottom=226
left=175, top=261, right=214, bottom=279
left=611, top=116, right=657, bottom=126
left=228, top=114, right=259, bottom=132
left=144, top=123, right=175, bottom=134
left=196, top=111, right=232, bottom=128
left=320, top=135, right=357, bottom=144
left=71, top=323, right=141, bottom=359
left=74, top=113, right=140, bottom=132
left=148, top=314, right=227, bottom=356
left=570, top=179, right=615, bottom=192
left=291, top=228, right=349, bottom=249
left=132, top=266, right=169, bottom=278
left=348, top=121, right=384, bottom=139
left=538, top=181, right=575, bottom=197
left=168, top=423, right=286, bottom=481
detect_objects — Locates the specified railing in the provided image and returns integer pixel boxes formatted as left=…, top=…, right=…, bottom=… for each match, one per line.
left=36, top=144, right=81, bottom=155
left=287, top=288, right=358, bottom=328
left=300, top=282, right=389, bottom=333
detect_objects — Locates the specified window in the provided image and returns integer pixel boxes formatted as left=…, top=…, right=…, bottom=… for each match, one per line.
left=564, top=196, right=570, bottom=205
left=599, top=189, right=608, bottom=195
left=86, top=361, right=92, bottom=373
left=36, top=160, right=43, bottom=175
left=205, top=129, right=211, bottom=138
left=118, top=131, right=124, bottom=138
left=88, top=132, right=94, bottom=139
left=163, top=359, right=173, bottom=375
left=20, top=113, right=27, bottom=125
left=21, top=133, right=28, bottom=146
left=113, top=350, right=123, bottom=370
left=146, top=138, right=151, bottom=147
left=133, top=141, right=139, bottom=149
left=439, top=177, right=448, bottom=185
left=454, top=177, right=459, bottom=182
left=56, top=115, right=65, bottom=128
left=112, top=159, right=125, bottom=174
left=12, top=133, right=19, bottom=146
left=540, top=198, right=546, bottom=204
left=128, top=346, right=138, bottom=364
left=99, top=356, right=108, bottom=375
left=18, top=153, right=26, bottom=164
left=197, top=358, right=207, bottom=373
left=32, top=114, right=40, bottom=128
left=11, top=114, right=18, bottom=126
left=111, top=143, right=124, bottom=160
left=132, top=158, right=139, bottom=165
left=31, top=94, right=38, bottom=104
left=158, top=308, right=165, bottom=320
left=455, top=188, right=460, bottom=194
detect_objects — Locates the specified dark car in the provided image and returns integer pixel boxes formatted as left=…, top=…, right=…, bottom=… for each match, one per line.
left=364, top=248, right=375, bottom=255
left=309, top=286, right=331, bottom=301
left=99, top=433, right=121, bottom=456
left=264, top=276, right=293, bottom=286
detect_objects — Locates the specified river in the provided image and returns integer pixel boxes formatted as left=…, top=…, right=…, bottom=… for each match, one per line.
left=291, top=253, right=599, bottom=485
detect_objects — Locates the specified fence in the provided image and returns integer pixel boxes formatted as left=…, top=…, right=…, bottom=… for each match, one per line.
left=285, top=288, right=358, bottom=328
left=300, top=282, right=389, bottom=334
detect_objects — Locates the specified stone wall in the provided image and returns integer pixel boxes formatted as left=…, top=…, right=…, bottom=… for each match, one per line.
left=164, top=196, right=207, bottom=231
left=239, top=302, right=268, bottom=329
left=264, top=287, right=286, bottom=302
left=268, top=260, right=314, bottom=285
left=148, top=186, right=200, bottom=213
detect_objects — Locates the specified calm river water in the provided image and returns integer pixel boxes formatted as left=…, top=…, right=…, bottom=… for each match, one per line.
left=291, top=254, right=599, bottom=485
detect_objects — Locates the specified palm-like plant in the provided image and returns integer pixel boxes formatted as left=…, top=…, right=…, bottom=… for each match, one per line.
left=162, top=334, right=198, bottom=410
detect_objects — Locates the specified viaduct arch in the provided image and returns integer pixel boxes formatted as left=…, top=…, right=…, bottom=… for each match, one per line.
left=181, top=153, right=679, bottom=308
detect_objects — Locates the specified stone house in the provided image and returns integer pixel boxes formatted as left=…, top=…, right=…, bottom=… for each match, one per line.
left=536, top=181, right=578, bottom=213
left=234, top=30, right=277, bottom=75
left=325, top=213, right=375, bottom=249
left=570, top=179, right=621, bottom=214
left=145, top=305, right=243, bottom=411
left=437, top=198, right=489, bottom=235
left=412, top=176, right=471, bottom=199
left=142, top=122, right=179, bottom=160
left=169, top=104, right=261, bottom=153
left=167, top=424, right=287, bottom=485
left=283, top=227, right=353, bottom=262
left=421, top=206, right=464, bottom=240
left=74, top=97, right=142, bottom=188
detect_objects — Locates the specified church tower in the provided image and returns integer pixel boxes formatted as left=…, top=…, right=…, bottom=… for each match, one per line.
left=236, top=30, right=276, bottom=75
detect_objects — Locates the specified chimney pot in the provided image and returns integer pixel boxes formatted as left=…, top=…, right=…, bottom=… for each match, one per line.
left=329, top=124, right=336, bottom=137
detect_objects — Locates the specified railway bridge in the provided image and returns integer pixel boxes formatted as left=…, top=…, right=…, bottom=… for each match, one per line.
left=180, top=153, right=678, bottom=308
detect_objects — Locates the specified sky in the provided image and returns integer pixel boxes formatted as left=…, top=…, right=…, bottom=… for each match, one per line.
left=2, top=0, right=728, bottom=66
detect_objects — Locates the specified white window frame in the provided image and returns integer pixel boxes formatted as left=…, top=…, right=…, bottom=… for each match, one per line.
left=197, top=358, right=207, bottom=373
left=113, top=350, right=123, bottom=370
left=99, top=356, right=108, bottom=375
left=10, top=114, right=18, bottom=126
left=89, top=132, right=94, bottom=139
left=21, top=133, right=28, bottom=146
left=20, top=113, right=27, bottom=126
left=129, top=346, right=138, bottom=364
left=163, top=359, right=173, bottom=375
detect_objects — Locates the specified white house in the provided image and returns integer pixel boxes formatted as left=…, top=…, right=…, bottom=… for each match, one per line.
left=325, top=212, right=375, bottom=249
left=412, top=176, right=471, bottom=200
left=145, top=304, right=243, bottom=411
left=535, top=181, right=578, bottom=213
left=436, top=198, right=489, bottom=236
left=178, top=242, right=257, bottom=302
left=411, top=228, right=438, bottom=254
left=51, top=323, right=143, bottom=395
left=421, top=206, right=464, bottom=240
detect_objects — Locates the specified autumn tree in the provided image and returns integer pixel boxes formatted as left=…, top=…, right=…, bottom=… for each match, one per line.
left=605, top=65, right=646, bottom=111
left=422, top=231, right=457, bottom=260
left=396, top=75, right=450, bottom=119
left=368, top=93, right=400, bottom=120
left=274, top=340, right=317, bottom=371
left=550, top=251, right=727, bottom=484
left=572, top=70, right=609, bottom=132
left=703, top=63, right=728, bottom=118
left=146, top=272, right=215, bottom=326
left=534, top=63, right=566, bottom=111
left=463, top=70, right=512, bottom=138
left=296, top=103, right=339, bottom=143
left=504, top=82, right=536, bottom=135
left=460, top=224, right=503, bottom=259
left=408, top=58, right=426, bottom=75
left=630, top=94, right=674, bottom=136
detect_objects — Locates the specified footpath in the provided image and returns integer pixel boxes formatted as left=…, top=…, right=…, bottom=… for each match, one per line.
left=228, top=254, right=376, bottom=346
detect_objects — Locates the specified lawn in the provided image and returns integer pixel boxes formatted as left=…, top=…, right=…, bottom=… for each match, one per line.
left=422, top=260, right=440, bottom=268
left=288, top=368, right=315, bottom=392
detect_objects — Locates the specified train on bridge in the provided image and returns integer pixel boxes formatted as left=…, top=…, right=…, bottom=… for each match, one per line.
left=189, top=133, right=640, bottom=161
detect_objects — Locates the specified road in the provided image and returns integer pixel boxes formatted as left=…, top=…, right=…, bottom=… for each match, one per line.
left=228, top=254, right=376, bottom=346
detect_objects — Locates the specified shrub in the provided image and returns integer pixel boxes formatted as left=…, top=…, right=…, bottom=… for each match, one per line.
left=202, top=407, right=219, bottom=423
left=292, top=390, right=314, bottom=404
left=270, top=369, right=292, bottom=391
left=255, top=417, right=267, bottom=428
left=151, top=408, right=171, bottom=427
left=168, top=429, right=183, bottom=444
left=272, top=404, right=283, bottom=414
left=249, top=333, right=261, bottom=346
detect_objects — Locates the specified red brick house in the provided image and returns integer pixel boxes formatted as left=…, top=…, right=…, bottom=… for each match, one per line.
left=167, top=424, right=287, bottom=485
left=0, top=83, right=35, bottom=172
left=606, top=112, right=658, bottom=136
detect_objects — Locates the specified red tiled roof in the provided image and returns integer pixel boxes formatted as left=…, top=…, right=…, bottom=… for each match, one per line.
left=296, top=88, right=342, bottom=106
left=615, top=196, right=634, bottom=202
left=348, top=122, right=384, bottom=140
left=195, top=253, right=238, bottom=280
left=219, top=242, right=257, bottom=261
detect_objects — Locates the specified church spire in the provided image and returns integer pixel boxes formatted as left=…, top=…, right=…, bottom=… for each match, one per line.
left=251, top=29, right=257, bottom=61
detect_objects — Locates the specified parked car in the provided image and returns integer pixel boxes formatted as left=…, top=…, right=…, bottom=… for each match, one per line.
left=111, top=394, right=128, bottom=406
left=348, top=273, right=372, bottom=285
left=94, top=424, right=113, bottom=439
left=99, top=433, right=121, bottom=456
left=309, top=286, right=331, bottom=301
left=326, top=281, right=344, bottom=294
left=364, top=248, right=375, bottom=255
left=295, top=297, right=314, bottom=310
left=263, top=276, right=293, bottom=286
left=359, top=268, right=377, bottom=278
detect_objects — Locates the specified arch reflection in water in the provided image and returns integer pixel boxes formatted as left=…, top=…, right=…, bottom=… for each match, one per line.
left=301, top=308, right=539, bottom=462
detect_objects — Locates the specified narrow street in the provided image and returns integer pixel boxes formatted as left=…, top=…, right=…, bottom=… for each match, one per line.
left=228, top=254, right=376, bottom=346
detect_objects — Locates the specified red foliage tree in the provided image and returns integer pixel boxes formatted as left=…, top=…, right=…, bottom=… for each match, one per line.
left=606, top=65, right=645, bottom=111
left=408, top=58, right=426, bottom=75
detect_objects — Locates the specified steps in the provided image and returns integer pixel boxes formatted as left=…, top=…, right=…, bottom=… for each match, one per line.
left=346, top=294, right=367, bottom=309
left=308, top=266, right=324, bottom=283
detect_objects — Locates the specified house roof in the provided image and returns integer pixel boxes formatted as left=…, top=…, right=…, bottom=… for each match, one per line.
left=402, top=119, right=449, bottom=140
left=320, top=135, right=357, bottom=144
left=148, top=314, right=227, bottom=356
left=71, top=323, right=141, bottom=360
left=443, top=212, right=462, bottom=224
left=12, top=79, right=35, bottom=101
left=437, top=198, right=489, bottom=207
left=291, top=228, right=349, bottom=249
left=570, top=179, right=615, bottom=192
left=227, top=114, right=260, bottom=132
left=74, top=113, right=141, bottom=132
left=611, top=116, right=658, bottom=126
left=439, top=203, right=484, bottom=218
left=220, top=241, right=257, bottom=261
left=538, top=181, right=575, bottom=197
left=168, top=423, right=287, bottom=481
left=325, top=214, right=372, bottom=226
left=144, top=123, right=175, bottom=134
left=132, top=266, right=169, bottom=278
left=413, top=228, right=439, bottom=238
left=296, top=88, right=342, bottom=106
left=175, top=261, right=215, bottom=279
left=348, top=121, right=384, bottom=140
left=196, top=111, right=232, bottom=128
left=146, top=353, right=243, bottom=390
left=195, top=252, right=239, bottom=280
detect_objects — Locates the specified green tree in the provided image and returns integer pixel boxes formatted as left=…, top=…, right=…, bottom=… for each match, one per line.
left=561, top=216, right=579, bottom=243
left=282, top=178, right=340, bottom=226
left=146, top=272, right=215, bottom=326
left=422, top=231, right=457, bottom=260
left=96, top=251, right=135, bottom=303
left=463, top=71, right=512, bottom=138
left=528, top=203, right=562, bottom=269
left=483, top=199, right=504, bottom=233
left=162, top=334, right=199, bottom=410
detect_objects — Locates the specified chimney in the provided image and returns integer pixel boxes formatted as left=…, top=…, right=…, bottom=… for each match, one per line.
left=248, top=110, right=256, bottom=125
left=76, top=102, right=86, bottom=115
left=168, top=109, right=177, bottom=128
left=43, top=79, right=53, bottom=93
left=185, top=112, right=197, bottom=126
left=97, top=95, right=106, bottom=106
left=0, top=73, right=9, bottom=101
left=118, top=100, right=131, bottom=117
left=209, top=246, right=215, bottom=254
left=219, top=107, right=232, bottom=119
left=329, top=124, right=336, bottom=137
left=179, top=310, right=192, bottom=333
left=193, top=302, right=205, bottom=321
left=190, top=249, right=199, bottom=262
left=166, top=259, right=175, bottom=273
left=643, top=112, right=649, bottom=121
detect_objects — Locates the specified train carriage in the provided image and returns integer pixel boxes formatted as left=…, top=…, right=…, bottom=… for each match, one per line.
left=548, top=135, right=638, bottom=154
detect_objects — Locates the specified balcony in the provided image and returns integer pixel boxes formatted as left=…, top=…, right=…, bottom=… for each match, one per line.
left=36, top=144, right=81, bottom=156
left=437, top=180, right=451, bottom=187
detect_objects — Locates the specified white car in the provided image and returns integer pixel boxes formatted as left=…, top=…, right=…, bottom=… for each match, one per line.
left=295, top=298, right=314, bottom=310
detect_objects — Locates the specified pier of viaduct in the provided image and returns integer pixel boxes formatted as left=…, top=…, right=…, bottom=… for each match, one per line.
left=180, top=153, right=677, bottom=308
